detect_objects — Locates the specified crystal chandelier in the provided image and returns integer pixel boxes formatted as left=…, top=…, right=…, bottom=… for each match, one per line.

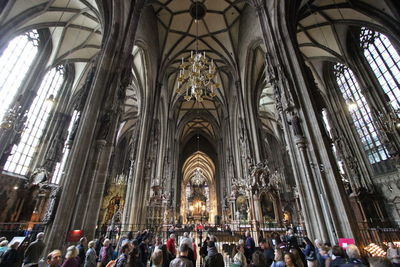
left=176, top=51, right=220, bottom=102
left=175, top=4, right=220, bottom=103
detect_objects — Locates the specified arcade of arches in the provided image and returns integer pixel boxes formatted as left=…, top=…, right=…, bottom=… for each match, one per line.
left=0, top=0, right=400, bottom=252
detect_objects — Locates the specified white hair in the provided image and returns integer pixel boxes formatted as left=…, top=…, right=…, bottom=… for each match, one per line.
left=37, top=232, right=45, bottom=240
left=314, top=239, right=323, bottom=247
left=183, top=232, right=189, bottom=237
left=103, top=239, right=111, bottom=246
left=346, top=244, right=360, bottom=259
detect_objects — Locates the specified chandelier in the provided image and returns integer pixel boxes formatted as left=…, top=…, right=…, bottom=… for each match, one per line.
left=175, top=3, right=220, bottom=102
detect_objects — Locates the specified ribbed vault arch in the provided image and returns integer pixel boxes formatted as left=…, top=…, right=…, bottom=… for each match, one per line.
left=180, top=151, right=218, bottom=224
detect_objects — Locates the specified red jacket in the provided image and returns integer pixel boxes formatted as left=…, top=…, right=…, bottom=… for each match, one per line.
left=167, top=238, right=176, bottom=256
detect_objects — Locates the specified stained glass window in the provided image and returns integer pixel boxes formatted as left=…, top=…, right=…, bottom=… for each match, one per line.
left=333, top=63, right=389, bottom=164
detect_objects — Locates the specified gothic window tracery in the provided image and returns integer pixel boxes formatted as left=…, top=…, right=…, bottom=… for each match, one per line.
left=360, top=27, right=400, bottom=110
left=0, top=30, right=40, bottom=120
left=4, top=66, right=66, bottom=175
left=333, top=63, right=389, bottom=164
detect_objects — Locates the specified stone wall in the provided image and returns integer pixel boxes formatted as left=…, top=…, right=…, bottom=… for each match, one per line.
left=373, top=170, right=400, bottom=227
left=0, top=174, right=28, bottom=222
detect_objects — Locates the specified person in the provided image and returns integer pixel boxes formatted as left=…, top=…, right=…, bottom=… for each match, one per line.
left=259, top=238, right=274, bottom=266
left=138, top=236, right=149, bottom=266
left=99, top=239, right=113, bottom=267
left=96, top=237, right=105, bottom=258
left=61, top=246, right=80, bottom=267
left=339, top=244, right=367, bottom=267
left=271, top=248, right=285, bottom=267
left=314, top=239, right=323, bottom=267
left=387, top=241, right=400, bottom=267
left=250, top=250, right=266, bottom=267
left=45, top=250, right=62, bottom=267
left=0, top=240, right=9, bottom=257
left=233, top=244, right=247, bottom=267
left=77, top=237, right=87, bottom=266
left=290, top=248, right=304, bottom=267
left=0, top=241, right=20, bottom=267
left=159, top=245, right=171, bottom=267
left=284, top=252, right=299, bottom=267
left=245, top=231, right=255, bottom=263
left=84, top=241, right=97, bottom=267
left=203, top=241, right=224, bottom=267
left=369, top=256, right=394, bottom=267
left=150, top=248, right=163, bottom=267
left=127, top=247, right=144, bottom=267
left=153, top=236, right=162, bottom=250
left=330, top=245, right=346, bottom=267
left=116, top=243, right=130, bottom=267
left=192, top=239, right=197, bottom=267
left=318, top=245, right=330, bottom=267
left=23, top=232, right=46, bottom=267
left=200, top=236, right=209, bottom=263
left=167, top=234, right=177, bottom=258
left=180, top=232, right=192, bottom=248
left=169, top=243, right=193, bottom=267
left=287, top=230, right=298, bottom=249
left=302, top=237, right=317, bottom=267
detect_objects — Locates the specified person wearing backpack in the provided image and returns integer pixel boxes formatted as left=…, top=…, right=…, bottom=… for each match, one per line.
left=302, top=237, right=317, bottom=267
left=203, top=241, right=224, bottom=267
left=387, top=242, right=400, bottom=267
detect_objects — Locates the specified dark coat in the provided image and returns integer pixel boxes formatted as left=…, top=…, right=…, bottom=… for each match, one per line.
left=330, top=257, right=346, bottom=267
left=24, top=239, right=45, bottom=264
left=204, top=253, right=224, bottom=267
left=169, top=256, right=193, bottom=267
left=0, top=248, right=19, bottom=267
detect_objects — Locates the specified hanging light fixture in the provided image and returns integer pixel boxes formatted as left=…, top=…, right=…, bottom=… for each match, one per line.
left=176, top=2, right=220, bottom=102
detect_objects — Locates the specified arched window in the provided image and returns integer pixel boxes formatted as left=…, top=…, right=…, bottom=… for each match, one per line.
left=360, top=27, right=400, bottom=110
left=0, top=30, right=40, bottom=120
left=4, top=66, right=65, bottom=175
left=333, top=63, right=389, bottom=164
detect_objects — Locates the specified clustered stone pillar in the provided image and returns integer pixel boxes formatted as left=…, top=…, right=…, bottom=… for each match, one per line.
left=44, top=0, right=145, bottom=251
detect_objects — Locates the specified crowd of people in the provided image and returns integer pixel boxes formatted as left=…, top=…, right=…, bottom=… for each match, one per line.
left=0, top=228, right=399, bottom=267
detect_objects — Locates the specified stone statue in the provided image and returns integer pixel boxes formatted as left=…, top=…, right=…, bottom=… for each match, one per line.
left=290, top=113, right=303, bottom=137
left=96, top=111, right=113, bottom=140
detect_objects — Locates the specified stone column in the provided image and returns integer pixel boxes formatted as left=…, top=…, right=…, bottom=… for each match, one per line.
left=44, top=0, right=145, bottom=250
left=81, top=139, right=108, bottom=240
left=294, top=136, right=329, bottom=241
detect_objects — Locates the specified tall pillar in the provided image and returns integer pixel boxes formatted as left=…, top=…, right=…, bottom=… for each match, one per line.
left=44, top=0, right=145, bottom=251
left=81, top=139, right=109, bottom=240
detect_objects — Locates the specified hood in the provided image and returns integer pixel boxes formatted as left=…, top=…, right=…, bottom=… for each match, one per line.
left=207, top=246, right=218, bottom=257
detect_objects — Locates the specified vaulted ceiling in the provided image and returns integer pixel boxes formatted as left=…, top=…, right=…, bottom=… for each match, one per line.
left=152, top=0, right=246, bottom=141
left=296, top=0, right=395, bottom=93
left=1, top=0, right=102, bottom=67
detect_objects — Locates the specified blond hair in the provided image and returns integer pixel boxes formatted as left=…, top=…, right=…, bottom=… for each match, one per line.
left=151, top=249, right=163, bottom=265
left=65, top=246, right=79, bottom=259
